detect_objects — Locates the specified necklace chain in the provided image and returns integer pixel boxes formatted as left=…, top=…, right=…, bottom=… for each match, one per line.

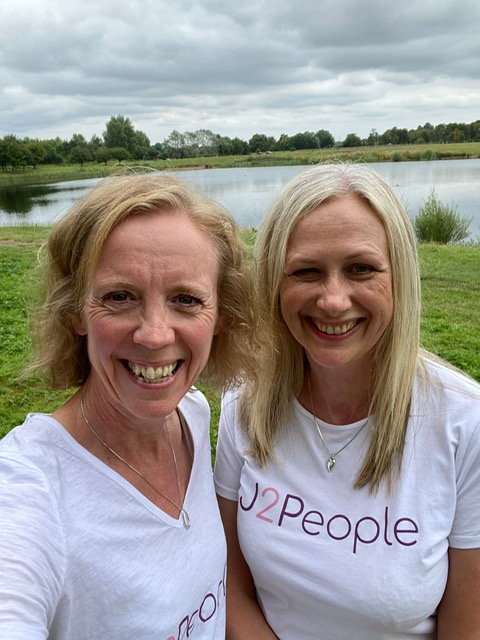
left=306, top=376, right=368, bottom=473
left=80, top=394, right=191, bottom=529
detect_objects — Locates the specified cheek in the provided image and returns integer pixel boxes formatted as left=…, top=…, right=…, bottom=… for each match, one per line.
left=190, top=315, right=220, bottom=358
left=280, top=282, right=305, bottom=319
left=369, top=280, right=394, bottom=326
left=80, top=310, right=132, bottom=348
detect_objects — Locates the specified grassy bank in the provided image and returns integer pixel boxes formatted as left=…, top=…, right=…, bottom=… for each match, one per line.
left=1, top=142, right=479, bottom=188
left=0, top=227, right=479, bottom=442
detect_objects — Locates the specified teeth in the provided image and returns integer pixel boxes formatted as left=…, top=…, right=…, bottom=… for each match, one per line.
left=316, top=322, right=356, bottom=335
left=128, top=362, right=177, bottom=383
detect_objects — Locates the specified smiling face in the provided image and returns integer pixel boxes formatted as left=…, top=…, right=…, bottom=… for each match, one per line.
left=74, top=210, right=221, bottom=425
left=280, top=193, right=393, bottom=378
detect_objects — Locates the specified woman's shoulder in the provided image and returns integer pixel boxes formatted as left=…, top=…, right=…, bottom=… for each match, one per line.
left=415, top=356, right=480, bottom=421
left=423, top=357, right=480, bottom=396
left=177, top=386, right=211, bottom=435
left=0, top=414, right=72, bottom=503
left=1, top=413, right=62, bottom=456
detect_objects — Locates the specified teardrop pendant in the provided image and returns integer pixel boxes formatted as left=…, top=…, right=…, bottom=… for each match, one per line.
left=327, top=456, right=336, bottom=472
left=181, top=508, right=191, bottom=529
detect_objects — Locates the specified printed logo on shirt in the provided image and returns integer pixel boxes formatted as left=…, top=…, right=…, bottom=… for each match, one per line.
left=165, top=564, right=226, bottom=639
left=239, top=482, right=419, bottom=554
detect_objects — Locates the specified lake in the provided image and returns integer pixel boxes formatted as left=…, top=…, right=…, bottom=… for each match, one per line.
left=1, top=159, right=479, bottom=236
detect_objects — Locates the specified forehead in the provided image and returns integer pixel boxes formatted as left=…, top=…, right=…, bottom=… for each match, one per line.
left=287, top=194, right=389, bottom=253
left=104, top=210, right=214, bottom=250
left=93, top=210, right=220, bottom=280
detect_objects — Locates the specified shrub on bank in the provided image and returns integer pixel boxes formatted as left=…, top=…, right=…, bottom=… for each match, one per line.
left=414, top=190, right=472, bottom=244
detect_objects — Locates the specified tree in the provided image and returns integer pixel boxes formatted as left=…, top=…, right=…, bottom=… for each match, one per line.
left=274, top=133, right=293, bottom=151
left=163, top=130, right=187, bottom=158
left=42, top=140, right=64, bottom=165
left=342, top=133, right=362, bottom=148
left=25, top=141, right=46, bottom=168
left=0, top=138, right=9, bottom=170
left=133, top=130, right=151, bottom=159
left=103, top=115, right=137, bottom=154
left=1, top=135, right=25, bottom=170
left=248, top=133, right=273, bottom=153
left=230, top=137, right=249, bottom=155
left=288, top=131, right=318, bottom=150
left=366, top=129, right=380, bottom=146
left=109, top=147, right=131, bottom=162
left=196, top=129, right=221, bottom=156
left=70, top=133, right=88, bottom=148
left=216, top=135, right=234, bottom=156
left=89, top=134, right=103, bottom=151
left=69, top=146, right=92, bottom=166
left=316, top=129, right=335, bottom=148
left=95, top=147, right=111, bottom=165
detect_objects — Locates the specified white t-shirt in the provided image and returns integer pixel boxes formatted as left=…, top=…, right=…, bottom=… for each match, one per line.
left=0, top=388, right=226, bottom=640
left=214, top=360, right=480, bottom=639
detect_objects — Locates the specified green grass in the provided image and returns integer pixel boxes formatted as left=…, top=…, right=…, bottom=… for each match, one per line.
left=0, top=228, right=479, bottom=442
left=1, top=142, right=479, bottom=187
left=419, top=245, right=480, bottom=378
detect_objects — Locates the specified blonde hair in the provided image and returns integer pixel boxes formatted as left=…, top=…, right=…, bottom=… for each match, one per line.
left=26, top=173, right=256, bottom=389
left=240, top=163, right=423, bottom=493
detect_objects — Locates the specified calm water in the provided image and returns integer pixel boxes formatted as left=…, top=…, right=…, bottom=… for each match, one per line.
left=1, top=159, right=479, bottom=235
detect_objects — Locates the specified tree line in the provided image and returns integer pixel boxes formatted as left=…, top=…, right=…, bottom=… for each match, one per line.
left=1, top=115, right=479, bottom=171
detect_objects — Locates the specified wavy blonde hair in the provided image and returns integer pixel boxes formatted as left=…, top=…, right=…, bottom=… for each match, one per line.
left=239, top=163, right=424, bottom=493
left=25, top=173, right=256, bottom=390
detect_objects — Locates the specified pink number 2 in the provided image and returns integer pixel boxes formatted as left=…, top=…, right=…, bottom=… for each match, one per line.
left=256, top=487, right=280, bottom=523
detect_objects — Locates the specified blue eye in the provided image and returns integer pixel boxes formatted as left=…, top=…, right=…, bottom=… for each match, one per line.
left=111, top=291, right=130, bottom=302
left=288, top=268, right=323, bottom=282
left=102, top=291, right=132, bottom=305
left=177, top=294, right=200, bottom=306
left=352, top=265, right=373, bottom=274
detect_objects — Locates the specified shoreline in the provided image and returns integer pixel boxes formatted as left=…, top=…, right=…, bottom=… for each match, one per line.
left=0, top=143, right=479, bottom=189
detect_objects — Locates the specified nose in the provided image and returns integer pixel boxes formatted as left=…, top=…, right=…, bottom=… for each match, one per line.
left=316, top=274, right=352, bottom=317
left=133, top=306, right=176, bottom=349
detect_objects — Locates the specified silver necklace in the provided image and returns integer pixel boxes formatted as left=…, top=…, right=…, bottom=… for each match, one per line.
left=306, top=376, right=368, bottom=473
left=80, top=394, right=191, bottom=529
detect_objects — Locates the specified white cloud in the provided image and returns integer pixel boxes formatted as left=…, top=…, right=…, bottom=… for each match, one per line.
left=0, top=0, right=479, bottom=142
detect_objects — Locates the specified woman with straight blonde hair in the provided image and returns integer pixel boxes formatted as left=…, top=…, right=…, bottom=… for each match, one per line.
left=214, top=163, right=480, bottom=639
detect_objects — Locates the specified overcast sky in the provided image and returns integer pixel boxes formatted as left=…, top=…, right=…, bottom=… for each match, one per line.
left=1, top=0, right=479, bottom=145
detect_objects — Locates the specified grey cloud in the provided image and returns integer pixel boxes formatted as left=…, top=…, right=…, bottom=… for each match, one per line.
left=0, top=0, right=478, bottom=141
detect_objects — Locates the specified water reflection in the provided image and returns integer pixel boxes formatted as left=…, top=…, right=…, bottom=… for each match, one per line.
left=0, top=184, right=59, bottom=216
left=0, top=179, right=99, bottom=224
left=0, top=161, right=479, bottom=234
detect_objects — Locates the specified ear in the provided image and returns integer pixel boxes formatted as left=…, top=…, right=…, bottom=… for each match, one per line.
left=72, top=315, right=88, bottom=336
left=213, top=312, right=224, bottom=336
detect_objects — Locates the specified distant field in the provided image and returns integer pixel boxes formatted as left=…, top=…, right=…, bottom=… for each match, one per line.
left=0, top=142, right=479, bottom=187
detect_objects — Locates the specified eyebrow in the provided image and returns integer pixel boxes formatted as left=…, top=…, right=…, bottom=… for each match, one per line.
left=286, top=249, right=384, bottom=263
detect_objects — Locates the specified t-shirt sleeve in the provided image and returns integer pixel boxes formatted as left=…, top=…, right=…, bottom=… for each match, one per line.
left=213, top=391, right=246, bottom=501
left=0, top=454, right=65, bottom=639
left=449, top=415, right=480, bottom=549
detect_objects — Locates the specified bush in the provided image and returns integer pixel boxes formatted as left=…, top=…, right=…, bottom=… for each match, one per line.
left=414, top=190, right=472, bottom=244
left=420, top=149, right=437, bottom=161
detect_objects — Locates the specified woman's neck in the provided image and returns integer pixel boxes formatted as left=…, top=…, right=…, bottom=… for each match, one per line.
left=300, top=364, right=371, bottom=425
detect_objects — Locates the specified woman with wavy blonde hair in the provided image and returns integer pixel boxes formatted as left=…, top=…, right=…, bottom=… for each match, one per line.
left=0, top=172, right=256, bottom=639
left=214, top=163, right=480, bottom=639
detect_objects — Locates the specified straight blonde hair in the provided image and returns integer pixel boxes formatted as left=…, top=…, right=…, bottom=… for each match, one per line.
left=239, top=164, right=424, bottom=493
